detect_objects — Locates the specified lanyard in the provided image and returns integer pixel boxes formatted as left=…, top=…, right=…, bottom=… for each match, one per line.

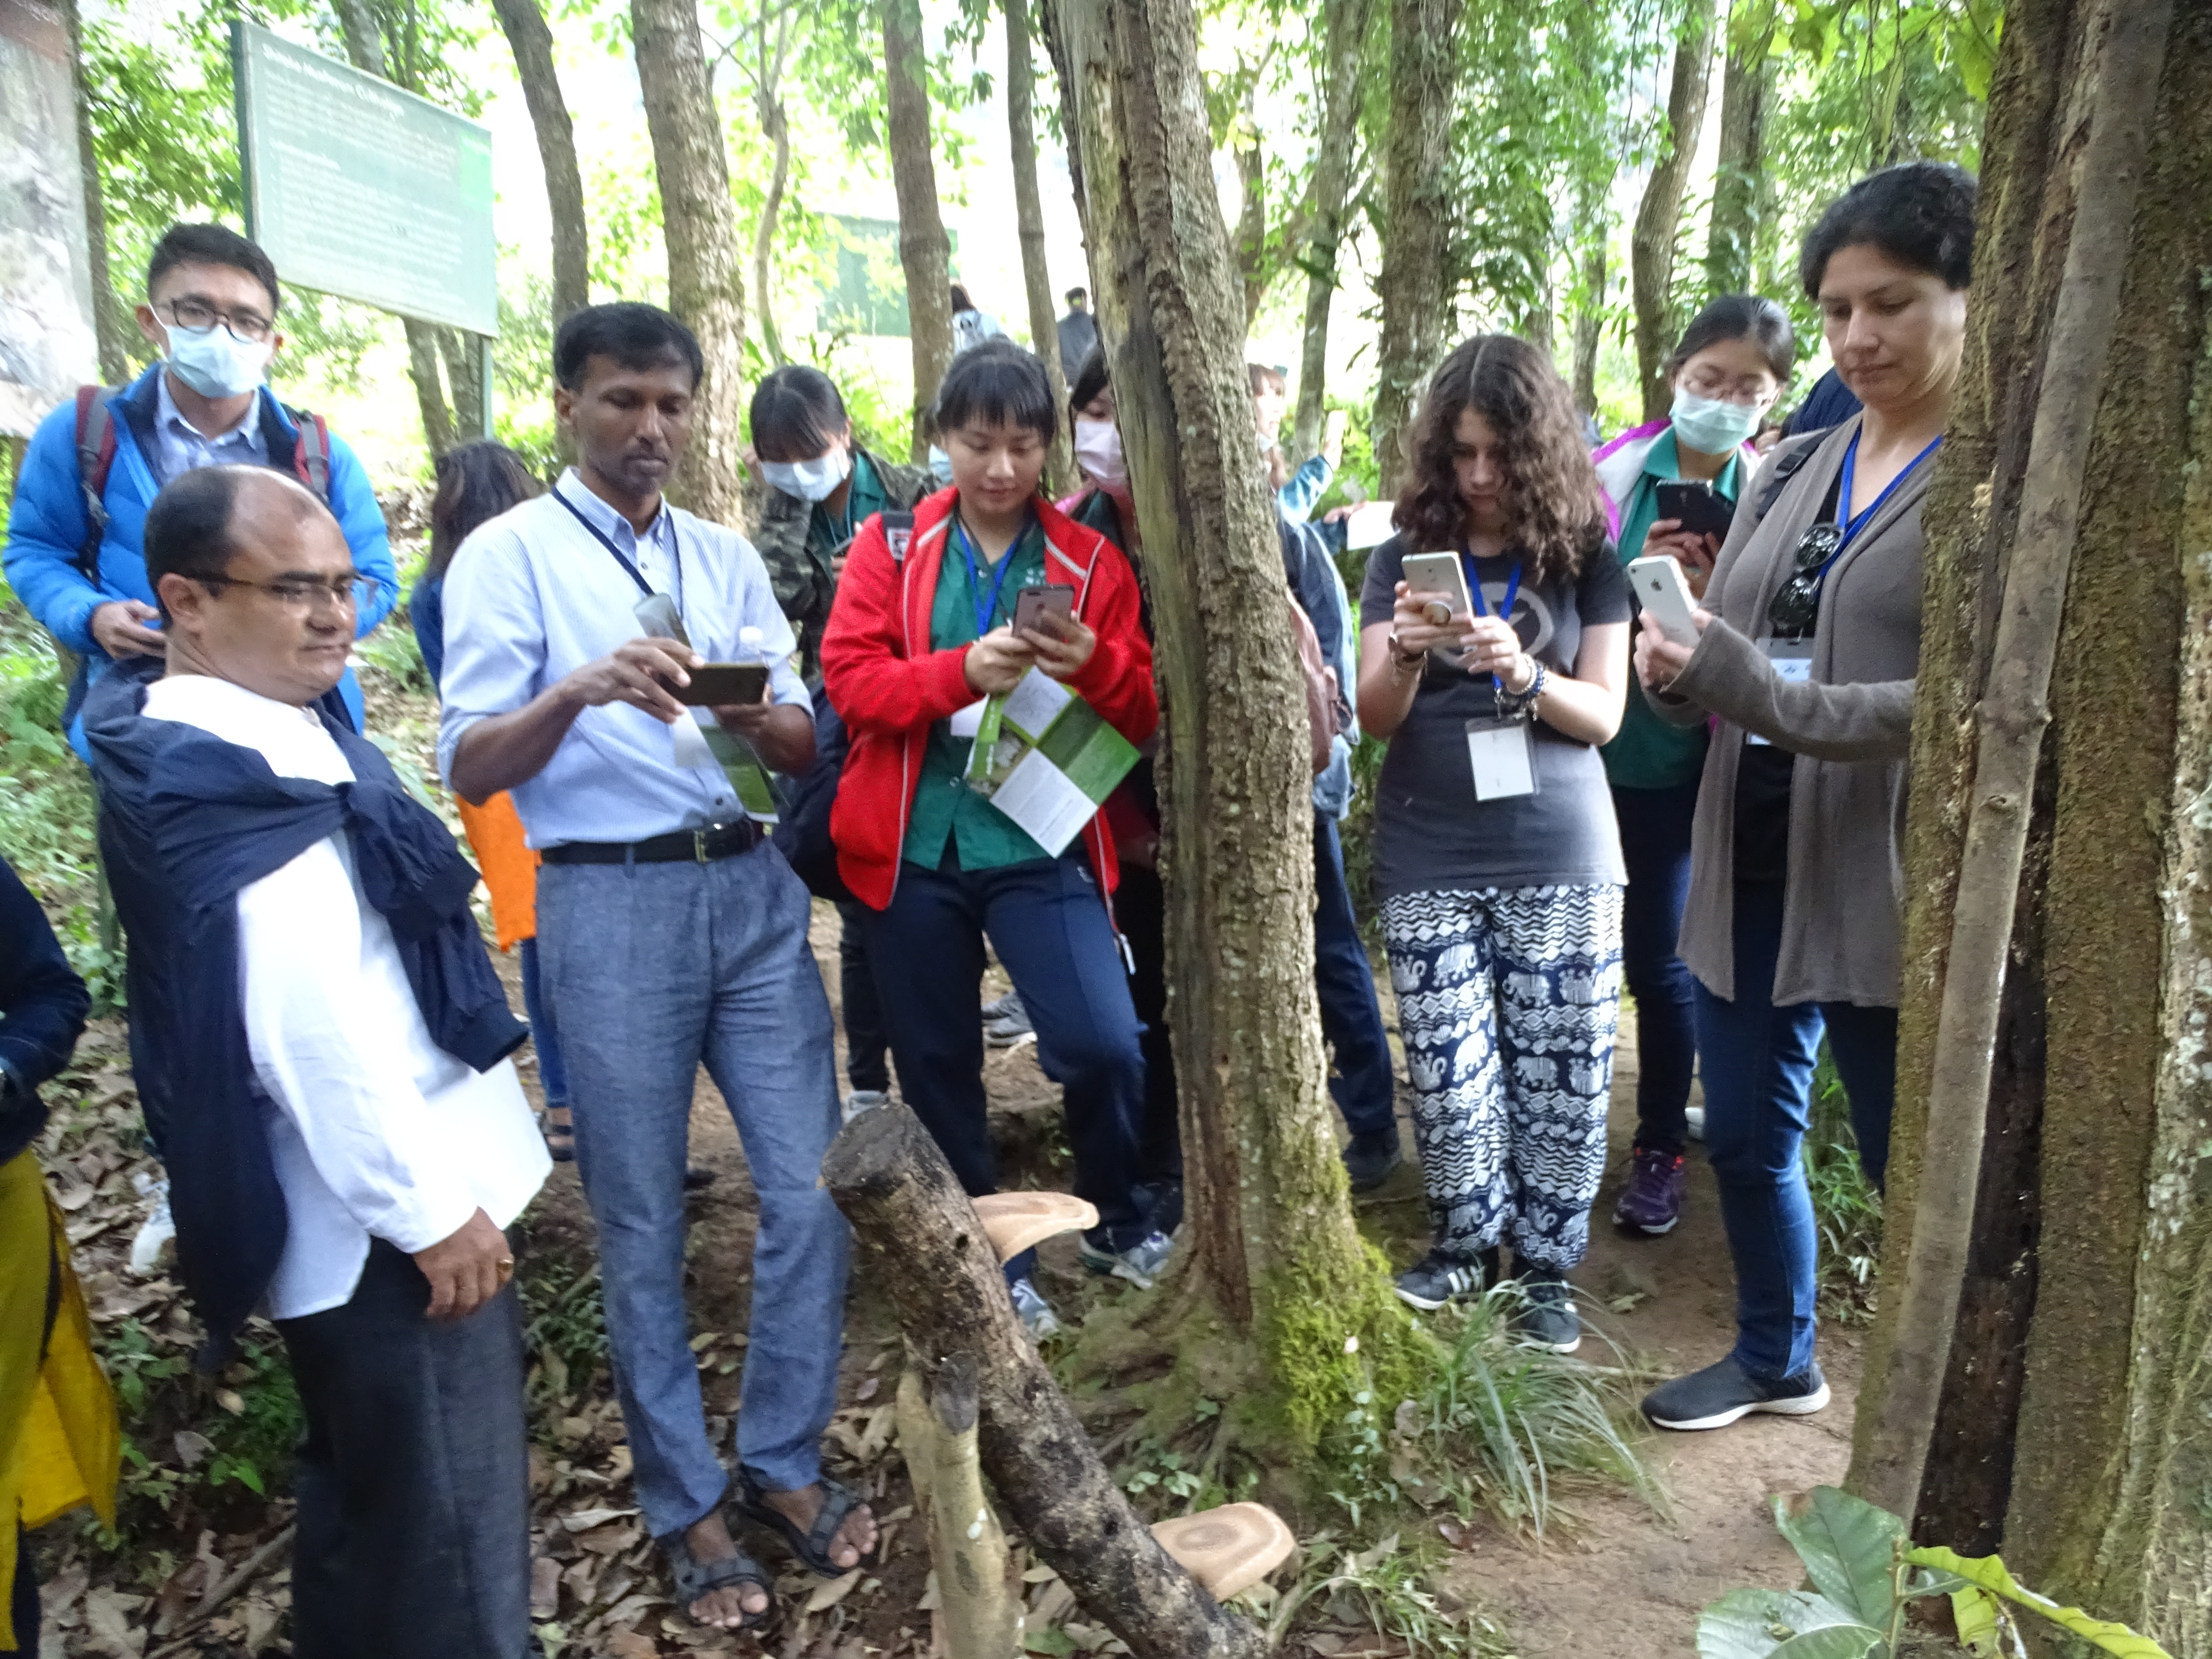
left=554, top=484, right=684, bottom=615
left=953, top=515, right=1027, bottom=637
left=1838, top=432, right=1942, bottom=550
left=1460, top=553, right=1523, bottom=693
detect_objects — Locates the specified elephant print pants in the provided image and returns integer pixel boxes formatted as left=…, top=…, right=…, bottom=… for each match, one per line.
left=1380, top=884, right=1624, bottom=1272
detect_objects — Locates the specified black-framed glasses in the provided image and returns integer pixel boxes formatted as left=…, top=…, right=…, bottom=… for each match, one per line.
left=159, top=298, right=276, bottom=343
left=1767, top=521, right=1845, bottom=638
left=190, top=572, right=384, bottom=615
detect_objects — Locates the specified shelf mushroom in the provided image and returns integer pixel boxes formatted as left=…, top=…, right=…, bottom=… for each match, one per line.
left=969, top=1190, right=1100, bottom=1263
left=1150, top=1502, right=1298, bottom=1602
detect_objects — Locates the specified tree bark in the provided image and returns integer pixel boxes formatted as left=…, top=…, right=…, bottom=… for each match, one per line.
left=1290, top=0, right=1375, bottom=464
left=1843, top=9, right=2212, bottom=1648
left=1703, top=0, right=1776, bottom=299
left=1370, top=0, right=1460, bottom=493
left=632, top=0, right=749, bottom=527
left=883, top=0, right=955, bottom=463
left=489, top=0, right=590, bottom=325
left=1629, top=0, right=1716, bottom=421
left=895, top=1354, right=1019, bottom=1658
left=1568, top=169, right=1610, bottom=419
left=825, top=1107, right=1268, bottom=1658
left=1006, top=0, right=1073, bottom=493
left=1231, top=90, right=1267, bottom=332
left=62, top=0, right=130, bottom=381
left=437, top=327, right=486, bottom=438
left=749, top=13, right=793, bottom=370
left=1052, top=0, right=1427, bottom=1443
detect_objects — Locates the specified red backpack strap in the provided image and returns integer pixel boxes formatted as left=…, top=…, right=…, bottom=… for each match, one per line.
left=290, top=408, right=332, bottom=500
left=73, top=385, right=122, bottom=585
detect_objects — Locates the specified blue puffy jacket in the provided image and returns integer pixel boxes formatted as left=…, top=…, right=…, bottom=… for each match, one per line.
left=3, top=366, right=398, bottom=754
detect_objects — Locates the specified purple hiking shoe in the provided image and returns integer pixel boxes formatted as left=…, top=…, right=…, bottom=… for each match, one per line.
left=1613, top=1146, right=1687, bottom=1236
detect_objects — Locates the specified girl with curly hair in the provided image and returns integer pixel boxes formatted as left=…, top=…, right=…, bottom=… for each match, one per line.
left=1355, top=334, right=1631, bottom=1352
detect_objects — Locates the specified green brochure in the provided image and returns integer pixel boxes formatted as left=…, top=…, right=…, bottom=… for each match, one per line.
left=962, top=668, right=1139, bottom=855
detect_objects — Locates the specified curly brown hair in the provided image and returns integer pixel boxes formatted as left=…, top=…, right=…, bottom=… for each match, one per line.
left=1391, top=335, right=1607, bottom=588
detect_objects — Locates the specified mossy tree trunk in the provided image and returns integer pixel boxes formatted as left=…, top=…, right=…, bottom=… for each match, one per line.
left=1629, top=0, right=1715, bottom=421
left=489, top=0, right=590, bottom=326
left=883, top=0, right=955, bottom=464
left=1369, top=0, right=1459, bottom=494
left=1847, top=6, right=2212, bottom=1648
left=1049, top=0, right=1424, bottom=1462
left=1005, top=0, right=1074, bottom=495
left=1288, top=0, right=1373, bottom=467
left=1703, top=0, right=1775, bottom=300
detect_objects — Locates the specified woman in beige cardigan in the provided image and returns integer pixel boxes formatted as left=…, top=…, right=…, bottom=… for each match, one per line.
left=1632, top=162, right=1977, bottom=1433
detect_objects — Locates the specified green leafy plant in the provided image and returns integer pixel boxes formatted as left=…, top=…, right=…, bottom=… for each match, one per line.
left=1806, top=1046, right=1883, bottom=1318
left=1696, top=1486, right=2176, bottom=1659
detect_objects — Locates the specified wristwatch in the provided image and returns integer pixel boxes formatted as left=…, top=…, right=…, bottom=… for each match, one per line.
left=1387, top=633, right=1426, bottom=669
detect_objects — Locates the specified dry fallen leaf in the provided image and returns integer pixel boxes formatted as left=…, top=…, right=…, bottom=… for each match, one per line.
left=603, top=1632, right=659, bottom=1658
left=530, top=1555, right=562, bottom=1618
left=562, top=1505, right=638, bottom=1532
left=804, top=1568, right=863, bottom=1613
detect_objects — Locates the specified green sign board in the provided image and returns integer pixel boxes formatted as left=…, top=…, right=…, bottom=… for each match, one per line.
left=232, top=20, right=496, bottom=336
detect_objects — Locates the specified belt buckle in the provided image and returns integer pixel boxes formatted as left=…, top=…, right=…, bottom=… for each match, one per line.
left=693, top=827, right=711, bottom=864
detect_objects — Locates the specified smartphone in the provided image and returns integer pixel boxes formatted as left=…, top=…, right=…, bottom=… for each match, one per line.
left=1655, top=480, right=1736, bottom=542
left=674, top=662, right=771, bottom=707
left=1401, top=551, right=1473, bottom=627
left=1013, top=584, right=1074, bottom=633
left=1625, top=556, right=1702, bottom=649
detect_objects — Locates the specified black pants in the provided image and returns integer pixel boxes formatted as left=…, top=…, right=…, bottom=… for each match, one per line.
left=1107, top=861, right=1182, bottom=1189
left=276, top=1242, right=533, bottom=1659
left=836, top=899, right=892, bottom=1094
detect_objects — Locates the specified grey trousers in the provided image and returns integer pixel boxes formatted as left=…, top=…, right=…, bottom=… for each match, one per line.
left=276, top=1240, right=533, bottom=1659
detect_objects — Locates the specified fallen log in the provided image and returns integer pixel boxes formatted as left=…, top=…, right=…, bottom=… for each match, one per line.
left=823, top=1105, right=1270, bottom=1659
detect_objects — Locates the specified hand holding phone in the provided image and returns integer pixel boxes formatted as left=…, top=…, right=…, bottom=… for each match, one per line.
left=1655, top=480, right=1735, bottom=541
left=1400, top=551, right=1474, bottom=631
left=674, top=662, right=771, bottom=707
left=1626, top=556, right=1703, bottom=649
left=1013, top=584, right=1074, bottom=634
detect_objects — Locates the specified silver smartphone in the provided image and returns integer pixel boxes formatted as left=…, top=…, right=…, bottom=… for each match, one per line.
left=1400, top=551, right=1473, bottom=626
left=1625, top=555, right=1700, bottom=648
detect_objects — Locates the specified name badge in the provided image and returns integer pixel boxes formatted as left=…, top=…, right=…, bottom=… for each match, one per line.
left=949, top=698, right=988, bottom=739
left=1466, top=717, right=1536, bottom=800
left=1746, top=641, right=1813, bottom=748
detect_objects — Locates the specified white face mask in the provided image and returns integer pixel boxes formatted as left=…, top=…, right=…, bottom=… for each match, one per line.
left=164, top=322, right=272, bottom=400
left=1073, top=416, right=1126, bottom=489
left=1669, top=390, right=1763, bottom=456
left=761, top=445, right=852, bottom=504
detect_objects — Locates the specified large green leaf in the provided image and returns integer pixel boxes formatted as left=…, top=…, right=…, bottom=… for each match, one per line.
left=1951, top=1586, right=2002, bottom=1657
left=1775, top=1488, right=1906, bottom=1626
left=1906, top=1548, right=2177, bottom=1659
left=1771, top=1630, right=1885, bottom=1659
left=1697, top=1588, right=1865, bottom=1659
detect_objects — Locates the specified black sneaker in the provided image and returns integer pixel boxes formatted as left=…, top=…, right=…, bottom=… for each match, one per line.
left=1394, top=1249, right=1489, bottom=1312
left=1342, top=1129, right=1400, bottom=1193
left=1642, top=1356, right=1831, bottom=1431
left=1515, top=1266, right=1581, bottom=1353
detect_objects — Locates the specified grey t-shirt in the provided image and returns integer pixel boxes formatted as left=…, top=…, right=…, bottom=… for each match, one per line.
left=1359, top=535, right=1631, bottom=896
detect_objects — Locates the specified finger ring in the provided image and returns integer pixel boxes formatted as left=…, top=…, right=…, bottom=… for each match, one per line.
left=497, top=1257, right=515, bottom=1278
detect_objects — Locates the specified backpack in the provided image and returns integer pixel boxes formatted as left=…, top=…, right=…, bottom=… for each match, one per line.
left=1289, top=596, right=1349, bottom=776
left=72, top=383, right=334, bottom=584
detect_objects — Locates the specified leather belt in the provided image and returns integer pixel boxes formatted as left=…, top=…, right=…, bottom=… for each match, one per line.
left=538, top=818, right=763, bottom=867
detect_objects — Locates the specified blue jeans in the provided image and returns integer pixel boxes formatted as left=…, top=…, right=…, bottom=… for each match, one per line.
left=536, top=844, right=849, bottom=1538
left=1695, top=881, right=1898, bottom=1380
left=516, top=936, right=568, bottom=1106
left=1314, top=815, right=1397, bottom=1139
left=864, top=854, right=1148, bottom=1269
left=1612, top=782, right=1699, bottom=1154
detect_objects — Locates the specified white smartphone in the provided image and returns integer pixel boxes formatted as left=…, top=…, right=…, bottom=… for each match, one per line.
left=1626, top=555, right=1701, bottom=649
left=1401, top=551, right=1473, bottom=626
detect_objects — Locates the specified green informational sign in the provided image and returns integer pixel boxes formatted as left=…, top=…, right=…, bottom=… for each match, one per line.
left=232, top=20, right=496, bottom=336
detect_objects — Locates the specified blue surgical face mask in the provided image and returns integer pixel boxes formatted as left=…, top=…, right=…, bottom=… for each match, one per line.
left=761, top=445, right=852, bottom=504
left=1669, top=390, right=1762, bottom=456
left=164, top=322, right=272, bottom=400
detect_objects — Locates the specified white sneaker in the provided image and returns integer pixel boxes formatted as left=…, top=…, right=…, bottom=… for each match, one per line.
left=1009, top=1275, right=1062, bottom=1339
left=1685, top=1104, right=1706, bottom=1142
left=842, top=1089, right=889, bottom=1123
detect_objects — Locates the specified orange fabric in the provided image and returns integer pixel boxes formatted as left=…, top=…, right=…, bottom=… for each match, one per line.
left=455, top=791, right=539, bottom=951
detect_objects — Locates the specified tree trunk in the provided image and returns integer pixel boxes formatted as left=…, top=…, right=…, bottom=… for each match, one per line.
left=1051, top=0, right=1428, bottom=1444
left=489, top=0, right=590, bottom=325
left=1006, top=0, right=1073, bottom=493
left=1569, top=172, right=1610, bottom=419
left=1704, top=0, right=1776, bottom=299
left=883, top=0, right=955, bottom=463
left=62, top=0, right=130, bottom=381
left=1231, top=92, right=1267, bottom=332
left=631, top=0, right=748, bottom=527
left=437, top=327, right=486, bottom=439
left=1370, top=0, right=1460, bottom=493
left=1843, top=8, right=2212, bottom=1650
left=1290, top=0, right=1375, bottom=464
left=753, top=74, right=792, bottom=368
left=1629, top=0, right=1716, bottom=422
left=895, top=1354, right=1020, bottom=1658
left=825, top=1107, right=1268, bottom=1658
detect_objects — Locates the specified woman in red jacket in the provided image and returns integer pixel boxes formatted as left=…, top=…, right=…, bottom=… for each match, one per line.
left=821, top=341, right=1163, bottom=1338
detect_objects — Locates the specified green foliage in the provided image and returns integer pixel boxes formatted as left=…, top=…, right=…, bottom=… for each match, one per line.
left=1906, top=1548, right=2176, bottom=1659
left=1254, top=1531, right=1512, bottom=1657
left=1806, top=1045, right=1883, bottom=1318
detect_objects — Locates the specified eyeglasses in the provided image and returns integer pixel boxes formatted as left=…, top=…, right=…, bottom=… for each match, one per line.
left=1677, top=370, right=1773, bottom=405
left=1767, top=522, right=1845, bottom=638
left=159, top=299, right=276, bottom=344
left=190, top=572, right=384, bottom=615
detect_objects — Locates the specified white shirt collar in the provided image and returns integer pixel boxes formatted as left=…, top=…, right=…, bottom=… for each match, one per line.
left=156, top=369, right=260, bottom=448
left=554, top=468, right=673, bottom=553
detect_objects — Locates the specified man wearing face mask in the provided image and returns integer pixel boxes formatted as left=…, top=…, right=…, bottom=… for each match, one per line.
left=4, top=223, right=397, bottom=754
left=747, top=366, right=932, bottom=684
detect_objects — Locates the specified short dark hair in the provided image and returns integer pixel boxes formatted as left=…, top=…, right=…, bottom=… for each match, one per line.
left=934, top=339, right=1057, bottom=443
left=1065, top=286, right=1088, bottom=305
left=143, top=467, right=250, bottom=612
left=1799, top=162, right=1978, bottom=297
left=949, top=283, right=976, bottom=315
left=749, top=366, right=848, bottom=463
left=553, top=302, right=704, bottom=391
left=1067, top=346, right=1111, bottom=417
left=1248, top=363, right=1287, bottom=396
left=1668, top=294, right=1796, bottom=383
left=427, top=442, right=539, bottom=583
left=147, top=223, right=280, bottom=312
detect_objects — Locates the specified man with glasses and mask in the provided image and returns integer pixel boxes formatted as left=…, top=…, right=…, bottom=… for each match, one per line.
left=84, top=465, right=549, bottom=1659
left=5, top=222, right=396, bottom=752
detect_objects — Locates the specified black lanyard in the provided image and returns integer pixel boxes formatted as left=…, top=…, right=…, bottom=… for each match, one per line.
left=554, top=484, right=684, bottom=615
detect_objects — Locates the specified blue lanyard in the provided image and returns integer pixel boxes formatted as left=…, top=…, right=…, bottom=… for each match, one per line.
left=954, top=515, right=1027, bottom=637
left=1838, top=432, right=1943, bottom=549
left=555, top=484, right=684, bottom=615
left=1460, top=553, right=1522, bottom=692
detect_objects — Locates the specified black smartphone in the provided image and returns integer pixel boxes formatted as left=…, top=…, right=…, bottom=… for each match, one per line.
left=674, top=662, right=770, bottom=707
left=1655, top=480, right=1736, bottom=541
left=1013, top=584, right=1074, bottom=633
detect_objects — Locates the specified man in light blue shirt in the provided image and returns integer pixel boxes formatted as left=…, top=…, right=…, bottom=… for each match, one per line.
left=438, top=304, right=873, bottom=1636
